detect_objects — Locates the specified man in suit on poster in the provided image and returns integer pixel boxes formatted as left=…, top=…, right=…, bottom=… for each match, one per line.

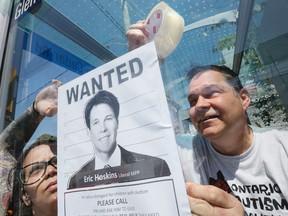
left=68, top=90, right=170, bottom=189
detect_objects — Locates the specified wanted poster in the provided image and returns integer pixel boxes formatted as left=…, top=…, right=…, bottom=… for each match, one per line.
left=58, top=42, right=190, bottom=216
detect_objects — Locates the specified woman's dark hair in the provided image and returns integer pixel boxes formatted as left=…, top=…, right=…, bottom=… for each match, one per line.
left=6, top=134, right=57, bottom=216
left=16, top=134, right=57, bottom=170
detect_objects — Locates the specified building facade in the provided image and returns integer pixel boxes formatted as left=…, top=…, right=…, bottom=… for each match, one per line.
left=0, top=0, right=288, bottom=215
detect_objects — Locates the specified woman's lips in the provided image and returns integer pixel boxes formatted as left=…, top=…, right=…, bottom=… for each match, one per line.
left=46, top=180, right=57, bottom=191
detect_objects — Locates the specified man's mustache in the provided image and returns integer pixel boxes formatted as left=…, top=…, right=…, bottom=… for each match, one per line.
left=195, top=109, right=220, bottom=123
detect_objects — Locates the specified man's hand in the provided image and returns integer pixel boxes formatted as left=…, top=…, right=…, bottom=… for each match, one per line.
left=126, top=20, right=164, bottom=64
left=34, top=79, right=62, bottom=117
left=186, top=182, right=244, bottom=216
left=126, top=20, right=149, bottom=51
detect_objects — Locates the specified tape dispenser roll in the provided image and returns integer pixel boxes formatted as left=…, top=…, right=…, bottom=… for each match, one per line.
left=145, top=2, right=184, bottom=59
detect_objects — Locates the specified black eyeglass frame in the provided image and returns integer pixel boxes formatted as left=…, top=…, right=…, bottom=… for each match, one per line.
left=18, top=155, right=57, bottom=186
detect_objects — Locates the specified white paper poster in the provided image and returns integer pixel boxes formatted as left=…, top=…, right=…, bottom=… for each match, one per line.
left=58, top=42, right=190, bottom=216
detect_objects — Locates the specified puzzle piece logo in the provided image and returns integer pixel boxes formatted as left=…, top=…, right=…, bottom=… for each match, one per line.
left=209, top=171, right=232, bottom=193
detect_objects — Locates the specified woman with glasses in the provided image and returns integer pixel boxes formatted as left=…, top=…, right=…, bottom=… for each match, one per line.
left=8, top=135, right=57, bottom=216
left=0, top=80, right=60, bottom=215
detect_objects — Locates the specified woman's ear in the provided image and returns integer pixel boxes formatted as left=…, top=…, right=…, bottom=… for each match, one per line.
left=240, top=88, right=251, bottom=111
left=22, top=191, right=31, bottom=206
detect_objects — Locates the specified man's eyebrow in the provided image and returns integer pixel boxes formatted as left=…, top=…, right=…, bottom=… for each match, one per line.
left=187, top=84, right=227, bottom=99
left=191, top=83, right=226, bottom=93
left=202, top=83, right=224, bottom=89
left=188, top=84, right=214, bottom=94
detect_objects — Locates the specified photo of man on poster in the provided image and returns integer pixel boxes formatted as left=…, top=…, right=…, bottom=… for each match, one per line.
left=67, top=90, right=171, bottom=189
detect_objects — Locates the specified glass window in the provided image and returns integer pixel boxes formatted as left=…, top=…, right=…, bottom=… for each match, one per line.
left=1, top=0, right=288, bottom=215
left=3, top=0, right=288, bottom=137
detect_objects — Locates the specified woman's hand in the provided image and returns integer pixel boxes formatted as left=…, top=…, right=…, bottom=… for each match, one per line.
left=34, top=79, right=62, bottom=117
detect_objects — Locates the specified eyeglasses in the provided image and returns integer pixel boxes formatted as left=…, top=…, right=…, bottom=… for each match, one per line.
left=18, top=155, right=57, bottom=186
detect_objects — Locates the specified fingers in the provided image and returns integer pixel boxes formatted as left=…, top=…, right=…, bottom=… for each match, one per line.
left=186, top=182, right=232, bottom=208
left=129, top=20, right=149, bottom=37
left=126, top=20, right=149, bottom=51
left=34, top=99, right=57, bottom=117
left=34, top=80, right=60, bottom=117
left=186, top=182, right=244, bottom=216
left=188, top=195, right=214, bottom=216
left=52, top=79, right=62, bottom=88
left=42, top=104, right=57, bottom=117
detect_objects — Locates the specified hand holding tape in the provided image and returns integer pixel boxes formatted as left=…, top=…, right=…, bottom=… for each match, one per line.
left=145, top=2, right=184, bottom=59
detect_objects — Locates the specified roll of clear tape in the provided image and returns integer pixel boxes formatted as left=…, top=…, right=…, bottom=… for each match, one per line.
left=145, top=2, right=184, bottom=60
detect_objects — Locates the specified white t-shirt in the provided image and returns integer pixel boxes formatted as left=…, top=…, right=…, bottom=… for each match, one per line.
left=177, top=128, right=288, bottom=215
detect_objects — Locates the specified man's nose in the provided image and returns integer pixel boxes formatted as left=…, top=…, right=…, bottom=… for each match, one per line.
left=99, top=122, right=107, bottom=132
left=195, top=96, right=210, bottom=111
